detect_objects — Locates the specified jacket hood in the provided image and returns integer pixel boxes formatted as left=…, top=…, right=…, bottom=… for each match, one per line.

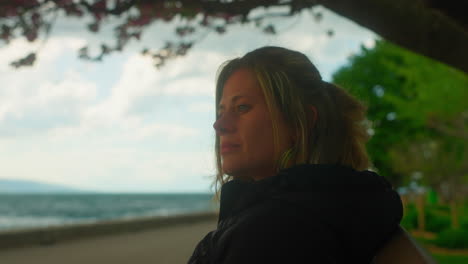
left=218, top=164, right=403, bottom=261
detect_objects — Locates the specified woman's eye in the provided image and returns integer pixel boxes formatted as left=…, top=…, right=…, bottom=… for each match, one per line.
left=216, top=105, right=249, bottom=118
left=237, top=104, right=250, bottom=112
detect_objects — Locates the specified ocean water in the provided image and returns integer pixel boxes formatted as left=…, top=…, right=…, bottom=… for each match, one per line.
left=0, top=193, right=217, bottom=232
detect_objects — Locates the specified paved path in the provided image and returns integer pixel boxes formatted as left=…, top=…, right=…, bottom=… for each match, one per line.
left=0, top=220, right=217, bottom=264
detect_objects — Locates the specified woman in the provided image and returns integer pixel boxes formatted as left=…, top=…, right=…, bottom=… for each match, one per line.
left=188, top=46, right=403, bottom=263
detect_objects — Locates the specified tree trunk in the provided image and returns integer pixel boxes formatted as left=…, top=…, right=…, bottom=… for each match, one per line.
left=450, top=199, right=460, bottom=229
left=401, top=194, right=408, bottom=217
left=416, top=193, right=426, bottom=231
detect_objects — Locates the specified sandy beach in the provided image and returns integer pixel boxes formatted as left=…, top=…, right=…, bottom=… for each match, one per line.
left=0, top=213, right=217, bottom=264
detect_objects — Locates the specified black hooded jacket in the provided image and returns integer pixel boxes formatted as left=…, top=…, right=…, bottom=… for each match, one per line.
left=188, top=164, right=403, bottom=263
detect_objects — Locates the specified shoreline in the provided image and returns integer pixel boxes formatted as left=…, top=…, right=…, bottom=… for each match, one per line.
left=0, top=210, right=218, bottom=251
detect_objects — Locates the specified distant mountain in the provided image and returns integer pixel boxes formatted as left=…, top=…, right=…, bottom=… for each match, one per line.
left=0, top=179, right=87, bottom=193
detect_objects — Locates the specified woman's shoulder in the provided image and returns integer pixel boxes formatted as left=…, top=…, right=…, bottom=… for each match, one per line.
left=220, top=163, right=402, bottom=228
left=219, top=198, right=342, bottom=263
left=218, top=164, right=403, bottom=262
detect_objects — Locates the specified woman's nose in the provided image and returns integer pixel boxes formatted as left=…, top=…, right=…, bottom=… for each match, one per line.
left=213, top=113, right=235, bottom=134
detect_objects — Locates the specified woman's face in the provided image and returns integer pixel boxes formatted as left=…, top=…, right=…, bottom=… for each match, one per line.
left=213, top=68, right=293, bottom=181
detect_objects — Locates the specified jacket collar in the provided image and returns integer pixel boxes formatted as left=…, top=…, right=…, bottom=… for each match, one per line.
left=218, top=163, right=395, bottom=224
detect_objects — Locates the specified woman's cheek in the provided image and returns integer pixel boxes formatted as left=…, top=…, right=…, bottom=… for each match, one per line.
left=250, top=119, right=275, bottom=155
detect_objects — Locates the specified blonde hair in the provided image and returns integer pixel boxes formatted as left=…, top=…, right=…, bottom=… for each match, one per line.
left=213, top=46, right=369, bottom=198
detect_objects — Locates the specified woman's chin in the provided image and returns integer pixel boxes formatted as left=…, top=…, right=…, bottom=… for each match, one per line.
left=222, top=167, right=238, bottom=176
left=222, top=164, right=247, bottom=177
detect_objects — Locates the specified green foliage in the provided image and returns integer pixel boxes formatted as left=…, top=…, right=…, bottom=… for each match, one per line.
left=434, top=229, right=468, bottom=249
left=461, top=221, right=468, bottom=230
left=402, top=203, right=451, bottom=232
left=426, top=210, right=451, bottom=233
left=425, top=203, right=452, bottom=232
left=460, top=215, right=468, bottom=230
left=401, top=204, right=418, bottom=230
left=433, top=254, right=468, bottom=264
left=428, top=203, right=451, bottom=214
left=332, top=40, right=468, bottom=186
left=405, top=200, right=468, bottom=232
left=427, top=189, right=439, bottom=205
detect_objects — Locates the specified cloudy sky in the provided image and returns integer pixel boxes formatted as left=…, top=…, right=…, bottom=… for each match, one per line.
left=0, top=6, right=377, bottom=193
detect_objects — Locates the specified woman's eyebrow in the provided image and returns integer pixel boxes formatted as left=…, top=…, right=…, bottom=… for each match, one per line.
left=218, top=95, right=249, bottom=110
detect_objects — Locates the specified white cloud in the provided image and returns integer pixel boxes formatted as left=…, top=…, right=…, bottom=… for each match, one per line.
left=161, top=77, right=214, bottom=96
left=76, top=48, right=223, bottom=132
left=36, top=71, right=97, bottom=104
left=0, top=72, right=97, bottom=136
left=0, top=36, right=96, bottom=124
left=0, top=138, right=215, bottom=192
left=0, top=5, right=378, bottom=192
left=0, top=37, right=87, bottom=70
left=277, top=33, right=329, bottom=56
left=133, top=123, right=199, bottom=141
left=363, top=38, right=376, bottom=49
left=188, top=102, right=214, bottom=113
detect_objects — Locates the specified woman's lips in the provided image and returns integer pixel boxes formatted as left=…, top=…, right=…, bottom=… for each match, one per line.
left=221, top=144, right=240, bottom=154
